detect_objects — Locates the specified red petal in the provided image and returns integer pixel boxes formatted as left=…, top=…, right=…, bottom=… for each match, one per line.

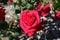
left=8, top=0, right=13, bottom=4
left=42, top=3, right=50, bottom=16
left=0, top=6, right=5, bottom=21
left=36, top=3, right=41, bottom=11
left=55, top=11, right=60, bottom=20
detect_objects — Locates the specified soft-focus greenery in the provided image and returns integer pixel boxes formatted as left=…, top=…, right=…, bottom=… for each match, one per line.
left=52, top=0, right=60, bottom=11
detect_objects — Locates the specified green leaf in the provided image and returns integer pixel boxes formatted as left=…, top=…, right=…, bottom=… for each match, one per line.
left=14, top=32, right=19, bottom=37
left=26, top=3, right=35, bottom=10
left=52, top=0, right=60, bottom=11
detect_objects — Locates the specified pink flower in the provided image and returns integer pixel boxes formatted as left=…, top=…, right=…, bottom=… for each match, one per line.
left=19, top=10, right=43, bottom=36
left=8, top=0, right=13, bottom=4
left=55, top=11, right=60, bottom=20
left=36, top=3, right=50, bottom=16
left=0, top=5, right=5, bottom=21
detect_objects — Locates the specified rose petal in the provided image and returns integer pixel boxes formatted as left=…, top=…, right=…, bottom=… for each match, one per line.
left=55, top=11, right=60, bottom=20
left=0, top=6, right=5, bottom=21
left=8, top=0, right=13, bottom=4
left=42, top=3, right=50, bottom=16
left=36, top=3, right=41, bottom=11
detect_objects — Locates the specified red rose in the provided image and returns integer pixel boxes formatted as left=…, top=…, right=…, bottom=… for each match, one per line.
left=36, top=3, right=41, bottom=11
left=55, top=11, right=60, bottom=20
left=8, top=0, right=13, bottom=4
left=36, top=3, right=50, bottom=16
left=19, top=10, right=43, bottom=36
left=0, top=5, right=5, bottom=21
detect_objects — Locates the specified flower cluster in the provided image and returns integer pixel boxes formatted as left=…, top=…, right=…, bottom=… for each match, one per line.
left=19, top=2, right=60, bottom=37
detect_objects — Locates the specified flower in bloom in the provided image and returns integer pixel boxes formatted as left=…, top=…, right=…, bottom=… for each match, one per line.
left=36, top=3, right=50, bottom=16
left=0, top=5, right=5, bottom=21
left=8, top=0, right=13, bottom=4
left=55, top=11, right=60, bottom=20
left=19, top=10, right=43, bottom=36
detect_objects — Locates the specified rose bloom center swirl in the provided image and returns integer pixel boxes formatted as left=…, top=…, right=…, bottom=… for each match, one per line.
left=22, top=11, right=36, bottom=26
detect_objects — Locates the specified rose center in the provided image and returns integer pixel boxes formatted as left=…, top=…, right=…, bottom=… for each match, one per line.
left=22, top=13, right=36, bottom=26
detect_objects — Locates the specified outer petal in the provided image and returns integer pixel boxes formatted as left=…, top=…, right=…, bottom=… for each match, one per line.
left=8, top=0, right=13, bottom=4
left=41, top=11, right=49, bottom=16
left=55, top=11, right=60, bottom=20
left=43, top=3, right=50, bottom=11
left=42, top=3, right=50, bottom=16
left=35, top=3, right=43, bottom=16
left=20, top=19, right=36, bottom=34
left=36, top=3, right=41, bottom=11
left=0, top=6, right=5, bottom=21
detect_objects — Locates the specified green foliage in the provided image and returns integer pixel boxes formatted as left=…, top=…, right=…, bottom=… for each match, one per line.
left=13, top=0, right=40, bottom=13
left=0, top=0, right=8, bottom=4
left=52, top=0, right=60, bottom=11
